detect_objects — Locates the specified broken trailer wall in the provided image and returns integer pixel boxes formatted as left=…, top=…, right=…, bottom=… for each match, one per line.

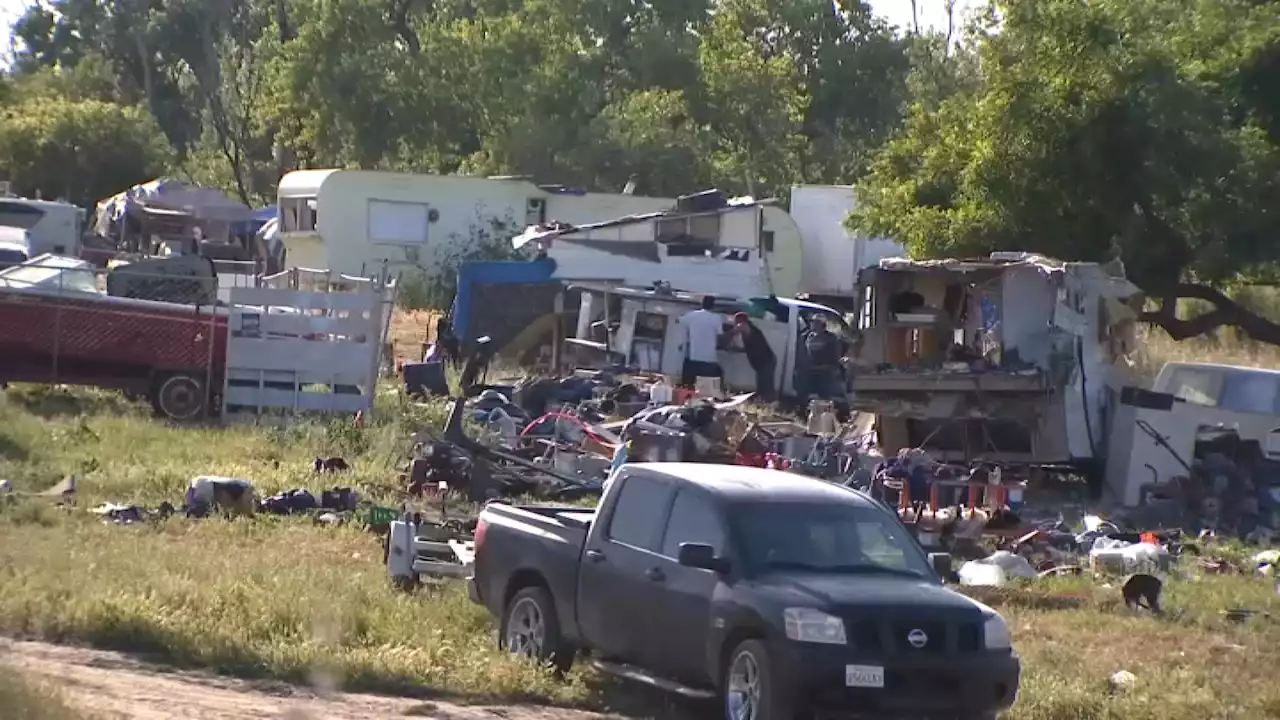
left=222, top=269, right=393, bottom=419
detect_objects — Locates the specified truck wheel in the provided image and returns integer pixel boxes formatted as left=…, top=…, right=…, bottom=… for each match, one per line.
left=499, top=586, right=574, bottom=672
left=151, top=373, right=207, bottom=421
left=724, top=639, right=794, bottom=720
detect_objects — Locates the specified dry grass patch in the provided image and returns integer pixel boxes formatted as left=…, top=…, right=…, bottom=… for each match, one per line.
left=0, top=664, right=89, bottom=720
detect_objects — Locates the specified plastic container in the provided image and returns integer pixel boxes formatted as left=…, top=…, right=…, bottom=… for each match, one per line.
left=649, top=378, right=674, bottom=404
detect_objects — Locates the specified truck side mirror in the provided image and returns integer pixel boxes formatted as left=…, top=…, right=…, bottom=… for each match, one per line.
left=928, top=552, right=953, bottom=581
left=678, top=543, right=729, bottom=574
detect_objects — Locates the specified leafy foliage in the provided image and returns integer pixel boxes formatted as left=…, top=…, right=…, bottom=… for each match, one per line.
left=7, top=0, right=917, bottom=203
left=0, top=92, right=171, bottom=206
left=5, top=0, right=1280, bottom=299
left=851, top=0, right=1280, bottom=292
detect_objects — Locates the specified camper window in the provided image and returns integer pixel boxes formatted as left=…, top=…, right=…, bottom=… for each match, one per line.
left=280, top=197, right=316, bottom=232
left=368, top=200, right=429, bottom=244
left=1220, top=372, right=1280, bottom=415
left=1167, top=367, right=1222, bottom=407
left=656, top=213, right=721, bottom=246
left=0, top=201, right=45, bottom=230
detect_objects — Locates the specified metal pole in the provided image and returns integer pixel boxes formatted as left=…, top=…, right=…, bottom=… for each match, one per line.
left=51, top=261, right=62, bottom=383
left=204, top=288, right=216, bottom=421
left=551, top=287, right=565, bottom=372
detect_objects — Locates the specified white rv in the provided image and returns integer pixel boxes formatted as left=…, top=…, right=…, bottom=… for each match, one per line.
left=789, top=184, right=904, bottom=308
left=0, top=197, right=84, bottom=258
left=513, top=193, right=780, bottom=298
left=275, top=170, right=805, bottom=294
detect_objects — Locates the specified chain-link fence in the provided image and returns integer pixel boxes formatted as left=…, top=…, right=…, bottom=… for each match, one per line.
left=0, top=256, right=229, bottom=421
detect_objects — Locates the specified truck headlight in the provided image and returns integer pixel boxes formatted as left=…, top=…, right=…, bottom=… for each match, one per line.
left=783, top=608, right=847, bottom=645
left=983, top=614, right=1012, bottom=650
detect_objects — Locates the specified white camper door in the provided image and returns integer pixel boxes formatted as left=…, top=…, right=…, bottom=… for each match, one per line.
left=367, top=200, right=430, bottom=271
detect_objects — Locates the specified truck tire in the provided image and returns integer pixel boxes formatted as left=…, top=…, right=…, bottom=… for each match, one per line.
left=151, top=373, right=207, bottom=422
left=723, top=639, right=795, bottom=720
left=499, top=586, right=574, bottom=672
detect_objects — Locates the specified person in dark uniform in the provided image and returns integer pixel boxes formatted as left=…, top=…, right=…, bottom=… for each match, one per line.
left=803, top=315, right=847, bottom=402
left=732, top=312, right=777, bottom=402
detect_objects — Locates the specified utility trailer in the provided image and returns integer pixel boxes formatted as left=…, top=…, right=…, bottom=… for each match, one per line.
left=386, top=517, right=478, bottom=585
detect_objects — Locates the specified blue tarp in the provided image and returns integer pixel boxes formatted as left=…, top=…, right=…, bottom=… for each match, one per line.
left=452, top=259, right=557, bottom=340
left=232, top=206, right=277, bottom=237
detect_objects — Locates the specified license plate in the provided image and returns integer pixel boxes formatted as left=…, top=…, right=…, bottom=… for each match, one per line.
left=845, top=664, right=885, bottom=688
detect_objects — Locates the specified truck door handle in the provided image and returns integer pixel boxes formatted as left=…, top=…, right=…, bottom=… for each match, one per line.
left=645, top=567, right=666, bottom=582
left=586, top=549, right=606, bottom=563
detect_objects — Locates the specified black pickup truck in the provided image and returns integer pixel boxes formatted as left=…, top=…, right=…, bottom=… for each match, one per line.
left=467, top=462, right=1020, bottom=720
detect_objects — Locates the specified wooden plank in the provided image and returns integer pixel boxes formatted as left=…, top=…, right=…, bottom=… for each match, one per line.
left=226, top=337, right=376, bottom=375
left=223, top=386, right=372, bottom=413
left=249, top=311, right=375, bottom=339
left=228, top=287, right=380, bottom=313
left=224, top=367, right=370, bottom=387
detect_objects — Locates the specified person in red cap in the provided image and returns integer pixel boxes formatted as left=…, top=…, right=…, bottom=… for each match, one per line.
left=731, top=311, right=777, bottom=401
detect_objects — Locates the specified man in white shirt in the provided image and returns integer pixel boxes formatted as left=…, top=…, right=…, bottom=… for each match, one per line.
left=679, top=295, right=727, bottom=386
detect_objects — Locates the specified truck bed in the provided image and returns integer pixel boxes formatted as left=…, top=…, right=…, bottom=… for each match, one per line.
left=471, top=503, right=596, bottom=644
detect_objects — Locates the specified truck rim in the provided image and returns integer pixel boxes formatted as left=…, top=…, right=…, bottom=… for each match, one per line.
left=726, top=650, right=760, bottom=720
left=505, top=597, right=545, bottom=659
left=158, top=375, right=203, bottom=420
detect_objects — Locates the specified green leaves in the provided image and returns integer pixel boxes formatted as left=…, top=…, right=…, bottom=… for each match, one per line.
left=852, top=0, right=1280, bottom=292
left=0, top=94, right=171, bottom=207
left=7, top=0, right=916, bottom=204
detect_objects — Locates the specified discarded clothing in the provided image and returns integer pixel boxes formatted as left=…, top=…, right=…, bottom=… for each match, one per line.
left=185, top=476, right=256, bottom=518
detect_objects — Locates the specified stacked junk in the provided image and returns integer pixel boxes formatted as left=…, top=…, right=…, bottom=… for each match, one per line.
left=389, top=335, right=1280, bottom=616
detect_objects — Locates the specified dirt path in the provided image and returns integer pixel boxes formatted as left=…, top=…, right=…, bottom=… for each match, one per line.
left=1, top=640, right=619, bottom=720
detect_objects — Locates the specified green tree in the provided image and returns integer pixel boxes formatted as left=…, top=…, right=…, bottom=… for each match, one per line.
left=0, top=94, right=172, bottom=206
left=852, top=0, right=1280, bottom=300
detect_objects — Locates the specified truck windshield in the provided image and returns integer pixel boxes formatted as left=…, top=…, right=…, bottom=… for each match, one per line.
left=730, top=502, right=934, bottom=580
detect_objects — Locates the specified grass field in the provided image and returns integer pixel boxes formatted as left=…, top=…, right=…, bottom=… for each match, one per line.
left=3, top=324, right=1280, bottom=718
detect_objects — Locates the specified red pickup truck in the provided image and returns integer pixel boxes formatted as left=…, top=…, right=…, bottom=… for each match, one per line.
left=0, top=256, right=227, bottom=420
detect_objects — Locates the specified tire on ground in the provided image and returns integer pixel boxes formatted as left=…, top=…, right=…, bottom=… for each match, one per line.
left=498, top=585, right=575, bottom=672
left=723, top=639, right=796, bottom=720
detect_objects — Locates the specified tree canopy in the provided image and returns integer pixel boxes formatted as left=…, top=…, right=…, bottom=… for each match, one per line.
left=851, top=0, right=1280, bottom=294
left=3, top=0, right=1280, bottom=306
left=6, top=0, right=916, bottom=206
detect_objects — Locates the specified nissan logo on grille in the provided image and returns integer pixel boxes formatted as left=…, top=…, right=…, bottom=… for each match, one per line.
left=907, top=628, right=928, bottom=648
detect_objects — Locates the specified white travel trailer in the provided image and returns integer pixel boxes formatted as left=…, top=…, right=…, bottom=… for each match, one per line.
left=0, top=197, right=84, bottom=258
left=789, top=184, right=904, bottom=307
left=275, top=170, right=805, bottom=294
left=513, top=193, right=780, bottom=298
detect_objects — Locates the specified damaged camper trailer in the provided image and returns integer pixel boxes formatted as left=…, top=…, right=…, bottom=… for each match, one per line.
left=851, top=252, right=1143, bottom=468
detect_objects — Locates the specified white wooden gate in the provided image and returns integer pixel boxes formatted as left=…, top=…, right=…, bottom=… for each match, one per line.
left=222, top=268, right=394, bottom=419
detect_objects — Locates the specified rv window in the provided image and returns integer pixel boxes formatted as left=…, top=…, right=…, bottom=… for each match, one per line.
left=655, top=214, right=721, bottom=245
left=859, top=285, right=875, bottom=329
left=1167, top=368, right=1221, bottom=407
left=761, top=231, right=775, bottom=252
left=688, top=214, right=720, bottom=243
left=279, top=197, right=316, bottom=232
left=368, top=200, right=428, bottom=244
left=1219, top=372, right=1280, bottom=416
left=0, top=202, right=46, bottom=230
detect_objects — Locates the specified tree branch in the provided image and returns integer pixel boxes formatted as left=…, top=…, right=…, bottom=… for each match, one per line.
left=1139, top=282, right=1280, bottom=345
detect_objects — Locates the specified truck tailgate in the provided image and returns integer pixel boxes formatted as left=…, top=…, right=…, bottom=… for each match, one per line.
left=471, top=503, right=595, bottom=631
